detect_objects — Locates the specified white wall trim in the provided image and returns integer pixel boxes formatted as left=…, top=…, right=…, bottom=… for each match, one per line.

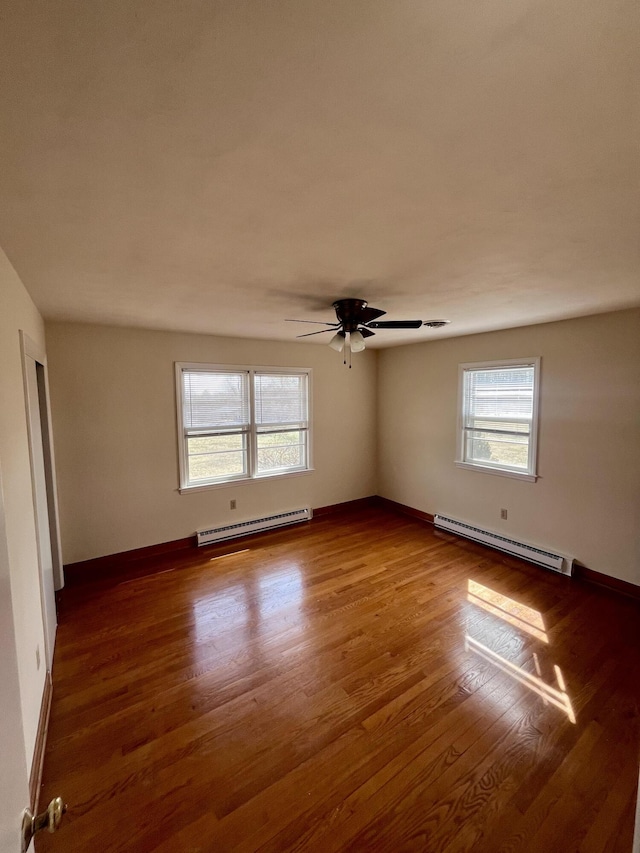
left=178, top=467, right=315, bottom=494
left=454, top=461, right=538, bottom=482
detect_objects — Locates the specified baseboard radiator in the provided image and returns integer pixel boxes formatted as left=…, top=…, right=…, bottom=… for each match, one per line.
left=197, top=507, right=312, bottom=546
left=434, top=514, right=573, bottom=576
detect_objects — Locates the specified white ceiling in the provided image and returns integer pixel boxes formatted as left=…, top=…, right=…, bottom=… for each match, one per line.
left=0, top=0, right=638, bottom=347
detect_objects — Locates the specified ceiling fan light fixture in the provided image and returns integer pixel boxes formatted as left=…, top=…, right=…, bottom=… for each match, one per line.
left=328, top=331, right=346, bottom=352
left=349, top=330, right=366, bottom=353
left=288, top=299, right=425, bottom=365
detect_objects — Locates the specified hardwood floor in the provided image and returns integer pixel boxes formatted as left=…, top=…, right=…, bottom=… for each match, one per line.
left=38, top=508, right=640, bottom=852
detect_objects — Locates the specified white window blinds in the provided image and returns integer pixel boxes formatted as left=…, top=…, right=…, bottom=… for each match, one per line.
left=463, top=365, right=534, bottom=435
left=182, top=370, right=250, bottom=432
left=254, top=373, right=308, bottom=430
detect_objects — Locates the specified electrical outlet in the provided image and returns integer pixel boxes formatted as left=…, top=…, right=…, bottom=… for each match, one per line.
left=500, top=508, right=508, bottom=520
left=36, top=645, right=40, bottom=670
left=230, top=499, right=237, bottom=510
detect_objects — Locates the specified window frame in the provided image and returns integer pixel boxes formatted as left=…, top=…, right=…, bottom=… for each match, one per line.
left=455, top=357, right=541, bottom=482
left=175, top=362, right=313, bottom=493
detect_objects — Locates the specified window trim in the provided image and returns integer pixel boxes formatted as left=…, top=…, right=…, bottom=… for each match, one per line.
left=175, top=362, right=313, bottom=493
left=455, top=357, right=541, bottom=482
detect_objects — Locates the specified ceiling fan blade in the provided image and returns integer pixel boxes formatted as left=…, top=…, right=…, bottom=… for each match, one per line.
left=359, top=327, right=376, bottom=338
left=367, top=320, right=423, bottom=329
left=359, top=306, right=386, bottom=324
left=296, top=328, right=336, bottom=338
left=286, top=319, right=339, bottom=326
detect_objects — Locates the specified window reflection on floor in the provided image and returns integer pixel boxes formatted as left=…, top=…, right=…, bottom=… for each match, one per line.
left=258, top=564, right=303, bottom=617
left=468, top=579, right=548, bottom=643
left=466, top=634, right=576, bottom=723
left=466, top=579, right=575, bottom=724
left=193, top=584, right=249, bottom=642
left=192, top=563, right=305, bottom=657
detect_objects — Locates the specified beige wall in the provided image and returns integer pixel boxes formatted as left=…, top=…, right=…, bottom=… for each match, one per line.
left=46, top=323, right=378, bottom=564
left=378, top=309, right=640, bottom=586
left=45, top=309, right=640, bottom=584
left=0, top=248, right=48, bottom=768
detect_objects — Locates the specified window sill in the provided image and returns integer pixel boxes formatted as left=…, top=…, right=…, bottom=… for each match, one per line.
left=179, top=468, right=315, bottom=494
left=454, top=461, right=538, bottom=482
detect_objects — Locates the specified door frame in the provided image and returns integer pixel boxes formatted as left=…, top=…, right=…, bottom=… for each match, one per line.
left=19, top=332, right=63, bottom=593
left=19, top=327, right=64, bottom=666
left=0, top=458, right=31, bottom=852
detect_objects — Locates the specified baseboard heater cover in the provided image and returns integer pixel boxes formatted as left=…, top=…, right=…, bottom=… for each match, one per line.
left=434, top=514, right=573, bottom=576
left=197, top=507, right=312, bottom=546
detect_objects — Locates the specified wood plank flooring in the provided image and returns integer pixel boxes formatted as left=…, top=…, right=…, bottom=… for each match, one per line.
left=38, top=508, right=640, bottom=852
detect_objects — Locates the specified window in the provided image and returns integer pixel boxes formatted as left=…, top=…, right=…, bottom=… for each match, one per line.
left=176, top=363, right=311, bottom=491
left=456, top=357, right=540, bottom=481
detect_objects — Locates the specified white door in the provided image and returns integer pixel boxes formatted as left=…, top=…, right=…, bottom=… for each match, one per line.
left=0, top=462, right=32, bottom=852
left=24, top=354, right=57, bottom=670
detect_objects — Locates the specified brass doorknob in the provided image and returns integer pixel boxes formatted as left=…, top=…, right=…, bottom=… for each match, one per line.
left=21, top=796, right=67, bottom=852
left=45, top=796, right=66, bottom=832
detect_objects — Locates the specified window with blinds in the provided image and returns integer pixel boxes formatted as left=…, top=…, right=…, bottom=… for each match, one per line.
left=176, top=364, right=311, bottom=489
left=254, top=373, right=309, bottom=475
left=457, top=358, right=540, bottom=480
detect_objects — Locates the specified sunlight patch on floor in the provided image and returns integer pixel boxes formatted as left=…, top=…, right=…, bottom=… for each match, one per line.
left=465, top=580, right=575, bottom=723
left=466, top=634, right=576, bottom=723
left=467, top=579, right=548, bottom=642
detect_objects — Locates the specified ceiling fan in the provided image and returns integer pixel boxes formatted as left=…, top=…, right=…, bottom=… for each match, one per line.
left=286, top=298, right=449, bottom=366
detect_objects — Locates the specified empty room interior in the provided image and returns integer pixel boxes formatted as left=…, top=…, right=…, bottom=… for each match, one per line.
left=1, top=2, right=639, bottom=852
